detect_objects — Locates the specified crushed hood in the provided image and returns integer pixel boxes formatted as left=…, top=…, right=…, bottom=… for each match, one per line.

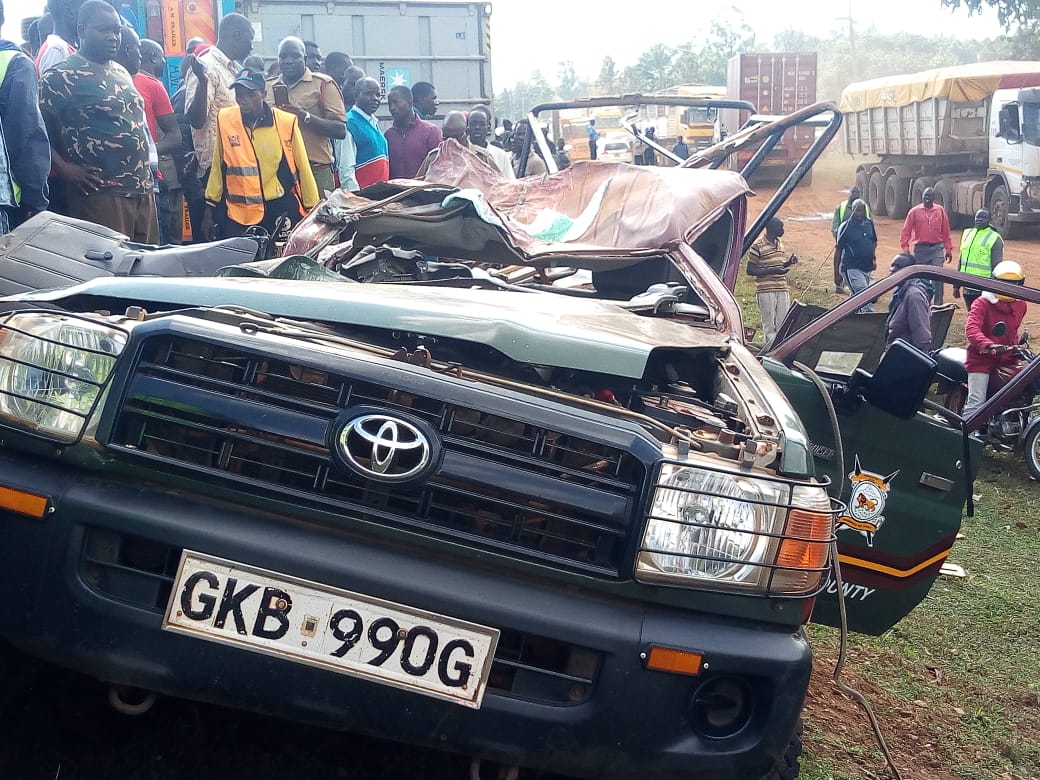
left=14, top=276, right=728, bottom=378
left=284, top=142, right=750, bottom=267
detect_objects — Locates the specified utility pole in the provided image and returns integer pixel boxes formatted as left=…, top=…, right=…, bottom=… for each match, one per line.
left=839, top=0, right=857, bottom=82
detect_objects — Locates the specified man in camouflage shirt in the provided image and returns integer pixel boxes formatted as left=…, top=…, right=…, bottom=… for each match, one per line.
left=39, top=0, right=158, bottom=242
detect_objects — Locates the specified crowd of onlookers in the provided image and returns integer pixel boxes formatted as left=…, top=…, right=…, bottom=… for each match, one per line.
left=2, top=0, right=562, bottom=247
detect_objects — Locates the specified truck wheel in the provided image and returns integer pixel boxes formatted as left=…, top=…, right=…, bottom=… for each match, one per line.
left=1024, top=424, right=1040, bottom=481
left=932, top=179, right=970, bottom=229
left=990, top=185, right=1021, bottom=240
left=855, top=169, right=869, bottom=197
left=885, top=176, right=911, bottom=219
left=867, top=171, right=888, bottom=217
left=757, top=719, right=803, bottom=780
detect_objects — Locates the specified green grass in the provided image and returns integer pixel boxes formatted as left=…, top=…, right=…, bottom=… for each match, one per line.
left=801, top=455, right=1040, bottom=779
left=735, top=259, right=842, bottom=343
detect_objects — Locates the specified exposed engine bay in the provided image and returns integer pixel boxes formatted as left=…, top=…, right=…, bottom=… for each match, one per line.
left=182, top=306, right=767, bottom=466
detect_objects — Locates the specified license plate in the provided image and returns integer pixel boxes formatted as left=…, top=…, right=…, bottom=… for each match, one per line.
left=163, top=551, right=500, bottom=708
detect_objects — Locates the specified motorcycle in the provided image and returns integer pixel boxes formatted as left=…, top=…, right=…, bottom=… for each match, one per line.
left=934, top=321, right=1040, bottom=480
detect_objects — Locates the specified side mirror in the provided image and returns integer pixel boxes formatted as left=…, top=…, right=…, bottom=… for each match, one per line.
left=993, top=320, right=1008, bottom=337
left=855, top=339, right=938, bottom=419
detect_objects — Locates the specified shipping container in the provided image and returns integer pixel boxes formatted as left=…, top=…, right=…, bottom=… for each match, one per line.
left=242, top=0, right=492, bottom=120
left=725, top=52, right=817, bottom=184
left=129, top=0, right=491, bottom=122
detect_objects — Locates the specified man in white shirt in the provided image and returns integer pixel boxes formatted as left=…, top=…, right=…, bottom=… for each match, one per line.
left=36, top=0, right=83, bottom=75
left=467, top=104, right=515, bottom=179
left=182, top=13, right=253, bottom=186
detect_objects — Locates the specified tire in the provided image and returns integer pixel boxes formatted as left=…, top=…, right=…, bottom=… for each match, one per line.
left=867, top=171, right=888, bottom=217
left=932, top=179, right=966, bottom=229
left=758, top=719, right=803, bottom=780
left=1024, top=424, right=1040, bottom=481
left=885, top=176, right=912, bottom=219
left=855, top=169, right=869, bottom=197
left=990, top=184, right=1022, bottom=240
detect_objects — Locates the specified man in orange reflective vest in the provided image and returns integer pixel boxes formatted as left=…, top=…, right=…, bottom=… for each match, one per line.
left=202, top=67, right=318, bottom=240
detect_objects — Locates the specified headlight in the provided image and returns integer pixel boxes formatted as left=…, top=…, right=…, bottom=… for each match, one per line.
left=0, top=311, right=128, bottom=443
left=636, top=464, right=833, bottom=596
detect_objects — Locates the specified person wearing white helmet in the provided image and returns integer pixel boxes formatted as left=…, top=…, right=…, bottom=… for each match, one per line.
left=963, top=260, right=1029, bottom=418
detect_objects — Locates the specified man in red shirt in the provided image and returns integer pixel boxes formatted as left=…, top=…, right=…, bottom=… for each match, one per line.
left=899, top=186, right=953, bottom=305
left=117, top=28, right=182, bottom=244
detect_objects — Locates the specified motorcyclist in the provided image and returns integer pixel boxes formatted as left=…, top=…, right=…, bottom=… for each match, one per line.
left=963, top=260, right=1028, bottom=418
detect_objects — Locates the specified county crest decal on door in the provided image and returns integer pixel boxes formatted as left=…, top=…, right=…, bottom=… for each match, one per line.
left=836, top=456, right=899, bottom=547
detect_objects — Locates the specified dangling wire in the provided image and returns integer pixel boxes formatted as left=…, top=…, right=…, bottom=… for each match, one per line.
left=793, top=361, right=903, bottom=780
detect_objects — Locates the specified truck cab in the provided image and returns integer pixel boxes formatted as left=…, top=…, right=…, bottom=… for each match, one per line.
left=992, top=86, right=1040, bottom=232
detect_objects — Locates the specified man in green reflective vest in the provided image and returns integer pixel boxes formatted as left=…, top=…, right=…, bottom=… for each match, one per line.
left=832, top=184, right=870, bottom=293
left=954, top=208, right=1003, bottom=310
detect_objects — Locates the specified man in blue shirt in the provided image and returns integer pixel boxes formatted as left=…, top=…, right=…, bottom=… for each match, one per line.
left=835, top=199, right=878, bottom=312
left=587, top=119, right=598, bottom=160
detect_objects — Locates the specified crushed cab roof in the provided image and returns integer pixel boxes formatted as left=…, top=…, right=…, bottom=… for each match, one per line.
left=284, top=141, right=750, bottom=267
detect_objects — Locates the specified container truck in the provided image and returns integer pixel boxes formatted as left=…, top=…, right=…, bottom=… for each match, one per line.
left=135, top=0, right=492, bottom=120
left=725, top=53, right=817, bottom=184
left=840, top=61, right=1040, bottom=237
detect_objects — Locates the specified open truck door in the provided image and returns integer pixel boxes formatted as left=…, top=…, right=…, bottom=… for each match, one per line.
left=765, top=265, right=1040, bottom=634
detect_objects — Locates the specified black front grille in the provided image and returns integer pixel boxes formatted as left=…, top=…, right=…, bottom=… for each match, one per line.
left=108, top=334, right=647, bottom=576
left=80, top=530, right=599, bottom=705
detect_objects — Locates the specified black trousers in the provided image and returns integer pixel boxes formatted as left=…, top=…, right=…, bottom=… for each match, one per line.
left=185, top=168, right=209, bottom=244
left=218, top=192, right=302, bottom=239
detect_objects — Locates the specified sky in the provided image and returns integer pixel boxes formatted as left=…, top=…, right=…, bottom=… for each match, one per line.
left=489, top=0, right=1009, bottom=88
left=0, top=0, right=1010, bottom=88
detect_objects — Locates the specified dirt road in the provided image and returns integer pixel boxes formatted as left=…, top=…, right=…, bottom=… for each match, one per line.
left=766, top=148, right=1040, bottom=336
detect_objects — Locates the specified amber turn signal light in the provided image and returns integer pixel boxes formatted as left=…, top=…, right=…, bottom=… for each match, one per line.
left=646, top=646, right=703, bottom=676
left=0, top=486, right=49, bottom=519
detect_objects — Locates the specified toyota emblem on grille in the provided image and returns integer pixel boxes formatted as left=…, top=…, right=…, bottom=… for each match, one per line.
left=331, top=408, right=441, bottom=483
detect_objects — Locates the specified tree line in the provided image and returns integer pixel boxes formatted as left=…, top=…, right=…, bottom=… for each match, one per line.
left=494, top=7, right=1040, bottom=120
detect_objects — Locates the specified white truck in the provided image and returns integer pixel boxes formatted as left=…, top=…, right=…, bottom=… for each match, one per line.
left=242, top=0, right=493, bottom=119
left=841, top=61, right=1040, bottom=237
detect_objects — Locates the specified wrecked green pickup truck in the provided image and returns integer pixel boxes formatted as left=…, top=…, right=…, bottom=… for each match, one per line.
left=0, top=100, right=986, bottom=779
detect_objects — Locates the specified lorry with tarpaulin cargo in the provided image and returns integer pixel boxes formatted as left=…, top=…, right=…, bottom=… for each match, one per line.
left=130, top=0, right=492, bottom=121
left=841, top=61, right=1040, bottom=238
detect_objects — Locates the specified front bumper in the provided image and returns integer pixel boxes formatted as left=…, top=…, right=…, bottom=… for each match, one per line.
left=0, top=453, right=811, bottom=779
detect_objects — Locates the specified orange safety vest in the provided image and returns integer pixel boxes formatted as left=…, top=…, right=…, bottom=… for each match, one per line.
left=216, top=106, right=303, bottom=225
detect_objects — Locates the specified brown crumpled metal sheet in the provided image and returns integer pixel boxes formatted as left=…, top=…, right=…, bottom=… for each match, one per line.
left=283, top=140, right=750, bottom=264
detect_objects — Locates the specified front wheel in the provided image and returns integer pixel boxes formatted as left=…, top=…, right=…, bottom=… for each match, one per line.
left=1023, top=424, right=1040, bottom=481
left=758, top=719, right=803, bottom=780
left=990, top=184, right=1022, bottom=240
